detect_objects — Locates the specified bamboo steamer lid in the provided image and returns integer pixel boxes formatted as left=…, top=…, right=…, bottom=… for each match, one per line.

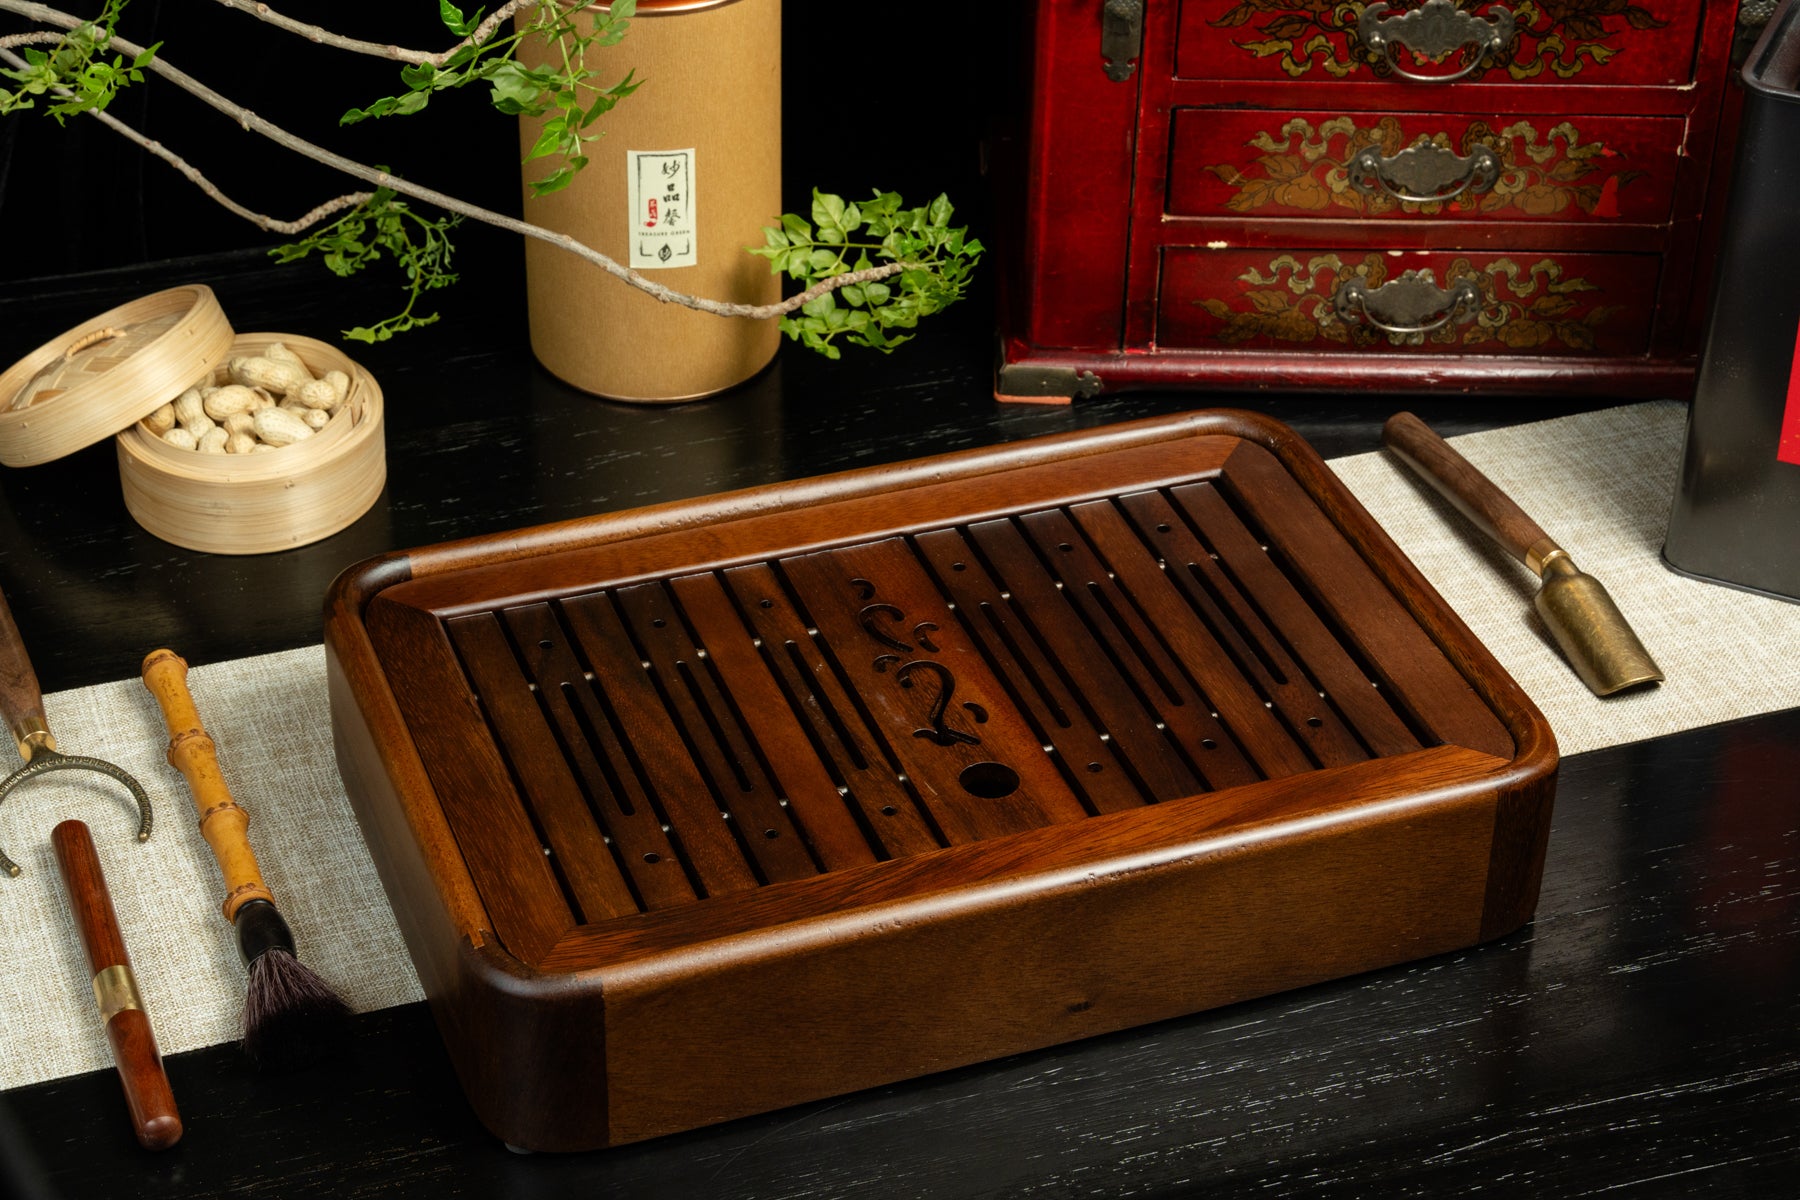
left=0, top=285, right=235, bottom=467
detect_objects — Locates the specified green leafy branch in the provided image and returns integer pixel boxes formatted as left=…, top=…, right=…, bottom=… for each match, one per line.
left=343, top=0, right=640, bottom=196
left=269, top=185, right=461, bottom=343
left=750, top=190, right=985, bottom=359
left=0, top=0, right=156, bottom=120
left=1, top=2, right=982, bottom=358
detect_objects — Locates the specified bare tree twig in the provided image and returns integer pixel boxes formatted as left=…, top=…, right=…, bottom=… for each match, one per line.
left=202, top=0, right=544, bottom=67
left=0, top=29, right=61, bottom=49
left=0, top=0, right=909, bottom=320
left=2, top=44, right=373, bottom=234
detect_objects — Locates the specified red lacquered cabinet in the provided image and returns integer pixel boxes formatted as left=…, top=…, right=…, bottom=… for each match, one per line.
left=996, top=0, right=1753, bottom=400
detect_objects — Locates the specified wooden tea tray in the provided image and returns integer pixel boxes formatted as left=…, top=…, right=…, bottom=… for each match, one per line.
left=325, top=410, right=1557, bottom=1152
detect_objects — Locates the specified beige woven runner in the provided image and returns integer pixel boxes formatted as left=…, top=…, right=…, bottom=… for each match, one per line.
left=3, top=400, right=1797, bottom=1091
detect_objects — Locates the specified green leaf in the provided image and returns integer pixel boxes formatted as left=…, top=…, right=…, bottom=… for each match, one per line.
left=811, top=190, right=847, bottom=229
left=439, top=0, right=484, bottom=37
left=525, top=120, right=567, bottom=161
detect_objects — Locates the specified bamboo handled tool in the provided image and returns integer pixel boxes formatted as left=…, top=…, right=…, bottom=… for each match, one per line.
left=141, top=649, right=349, bottom=1070
left=1382, top=411, right=1663, bottom=696
left=51, top=819, right=183, bottom=1151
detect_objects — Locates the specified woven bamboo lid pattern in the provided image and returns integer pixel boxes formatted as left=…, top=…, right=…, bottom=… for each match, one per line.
left=0, top=285, right=235, bottom=467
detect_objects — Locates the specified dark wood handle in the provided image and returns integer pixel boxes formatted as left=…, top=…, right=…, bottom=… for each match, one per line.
left=51, top=820, right=184, bottom=1151
left=1381, top=411, right=1551, bottom=568
left=0, top=581, right=48, bottom=760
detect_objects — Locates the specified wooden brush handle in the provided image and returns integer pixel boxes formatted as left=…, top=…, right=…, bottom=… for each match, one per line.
left=0, top=581, right=52, bottom=762
left=1381, top=411, right=1559, bottom=572
left=51, top=820, right=183, bottom=1151
left=140, top=649, right=274, bottom=921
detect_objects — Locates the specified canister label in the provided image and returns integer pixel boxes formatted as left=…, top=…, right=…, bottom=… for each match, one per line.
left=1783, top=314, right=1800, bottom=468
left=628, top=149, right=697, bottom=271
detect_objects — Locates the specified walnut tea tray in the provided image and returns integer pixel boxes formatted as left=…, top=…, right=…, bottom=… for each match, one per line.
left=325, top=409, right=1557, bottom=1151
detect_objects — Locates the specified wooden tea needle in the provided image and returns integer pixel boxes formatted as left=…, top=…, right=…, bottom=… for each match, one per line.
left=50, top=818, right=183, bottom=1151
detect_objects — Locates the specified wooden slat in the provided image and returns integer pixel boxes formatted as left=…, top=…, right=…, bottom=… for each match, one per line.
left=364, top=596, right=571, bottom=964
left=722, top=563, right=943, bottom=860
left=780, top=539, right=1091, bottom=842
left=962, top=516, right=1261, bottom=793
left=1000, top=510, right=1310, bottom=784
left=1075, top=497, right=1367, bottom=768
left=447, top=614, right=641, bottom=922
left=1152, top=483, right=1422, bottom=759
left=500, top=603, right=697, bottom=912
left=913, top=527, right=1162, bottom=813
left=1216, top=442, right=1514, bottom=760
left=558, top=592, right=762, bottom=898
left=613, top=582, right=818, bottom=885
left=668, top=572, right=878, bottom=872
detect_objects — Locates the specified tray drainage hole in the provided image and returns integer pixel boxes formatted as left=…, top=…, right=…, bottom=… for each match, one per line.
left=763, top=828, right=780, bottom=839
left=1306, top=716, right=1323, bottom=728
left=1058, top=542, right=1073, bottom=552
left=538, top=639, right=553, bottom=649
left=881, top=805, right=898, bottom=816
left=1156, top=523, right=1170, bottom=533
left=1202, top=738, right=1218, bottom=750
left=760, top=598, right=774, bottom=608
left=1086, top=761, right=1103, bottom=774
left=653, top=618, right=667, bottom=628
left=643, top=852, right=661, bottom=864
left=953, top=561, right=967, bottom=571
left=959, top=762, right=1021, bottom=799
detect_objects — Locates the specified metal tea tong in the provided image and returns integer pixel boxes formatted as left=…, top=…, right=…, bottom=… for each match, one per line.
left=0, top=583, right=151, bottom=876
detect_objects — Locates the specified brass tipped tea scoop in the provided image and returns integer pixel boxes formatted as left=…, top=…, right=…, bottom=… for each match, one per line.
left=1382, top=411, right=1664, bottom=697
left=0, top=583, right=152, bottom=876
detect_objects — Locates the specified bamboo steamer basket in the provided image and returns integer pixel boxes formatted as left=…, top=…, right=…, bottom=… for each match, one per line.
left=0, top=286, right=386, bottom=555
left=116, top=334, right=386, bottom=555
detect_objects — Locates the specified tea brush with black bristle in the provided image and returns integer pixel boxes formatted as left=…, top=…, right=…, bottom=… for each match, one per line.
left=141, top=649, right=351, bottom=1071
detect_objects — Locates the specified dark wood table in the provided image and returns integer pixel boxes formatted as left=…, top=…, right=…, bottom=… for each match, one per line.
left=2, top=198, right=1796, bottom=1200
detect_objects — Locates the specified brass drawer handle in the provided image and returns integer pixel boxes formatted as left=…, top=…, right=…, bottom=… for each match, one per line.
left=1334, top=270, right=1483, bottom=335
left=1348, top=141, right=1500, bottom=205
left=1357, top=0, right=1516, bottom=83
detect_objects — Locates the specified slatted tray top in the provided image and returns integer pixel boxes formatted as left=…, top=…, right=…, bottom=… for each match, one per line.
left=328, top=410, right=1554, bottom=1149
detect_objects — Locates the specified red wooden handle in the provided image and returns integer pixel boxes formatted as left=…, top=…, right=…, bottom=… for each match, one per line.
left=0, top=582, right=49, bottom=761
left=51, top=820, right=184, bottom=1151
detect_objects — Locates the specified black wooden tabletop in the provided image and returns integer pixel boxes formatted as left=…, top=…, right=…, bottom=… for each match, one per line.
left=2, top=5, right=1796, bottom=1189
left=2, top=234, right=1795, bottom=1200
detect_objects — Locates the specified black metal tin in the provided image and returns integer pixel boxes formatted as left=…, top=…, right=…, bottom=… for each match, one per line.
left=1663, top=0, right=1800, bottom=603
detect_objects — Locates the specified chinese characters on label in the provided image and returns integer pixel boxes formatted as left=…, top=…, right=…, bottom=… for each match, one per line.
left=628, top=148, right=697, bottom=270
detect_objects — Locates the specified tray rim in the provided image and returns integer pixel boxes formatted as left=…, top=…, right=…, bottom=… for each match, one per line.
left=325, top=406, right=1558, bottom=973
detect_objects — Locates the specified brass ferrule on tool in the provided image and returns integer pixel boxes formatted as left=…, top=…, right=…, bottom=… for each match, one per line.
left=12, top=717, right=53, bottom=764
left=1525, top=541, right=1567, bottom=579
left=93, top=963, right=144, bottom=1024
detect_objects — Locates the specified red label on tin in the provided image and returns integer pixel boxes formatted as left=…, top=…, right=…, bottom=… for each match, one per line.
left=1784, top=316, right=1800, bottom=467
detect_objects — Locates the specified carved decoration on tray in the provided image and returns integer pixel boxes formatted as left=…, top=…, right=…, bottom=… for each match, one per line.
left=1205, top=117, right=1641, bottom=217
left=1208, top=0, right=1670, bottom=80
left=1190, top=253, right=1621, bottom=350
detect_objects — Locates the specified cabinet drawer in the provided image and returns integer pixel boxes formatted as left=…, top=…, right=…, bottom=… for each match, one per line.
left=1169, top=110, right=1682, bottom=223
left=1157, top=247, right=1657, bottom=355
left=1177, top=0, right=1704, bottom=86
